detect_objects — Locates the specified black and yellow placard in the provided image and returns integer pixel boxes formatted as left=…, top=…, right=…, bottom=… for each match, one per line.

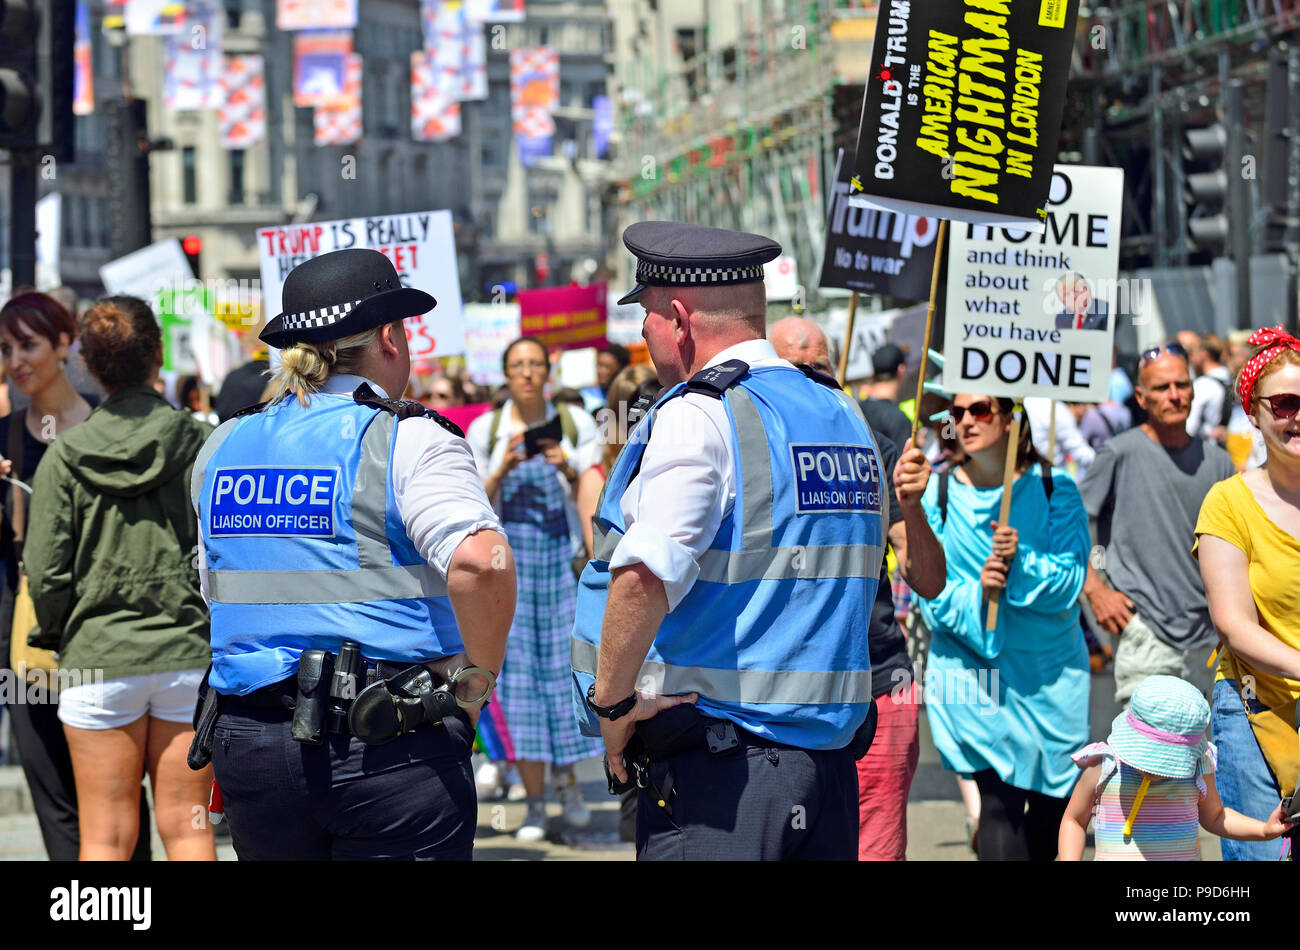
left=849, top=0, right=1081, bottom=227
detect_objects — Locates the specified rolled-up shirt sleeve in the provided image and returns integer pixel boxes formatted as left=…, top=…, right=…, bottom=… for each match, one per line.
left=393, top=417, right=505, bottom=576
left=608, top=396, right=731, bottom=611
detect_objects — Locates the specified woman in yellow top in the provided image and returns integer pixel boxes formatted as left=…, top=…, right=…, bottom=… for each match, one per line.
left=1195, top=325, right=1300, bottom=861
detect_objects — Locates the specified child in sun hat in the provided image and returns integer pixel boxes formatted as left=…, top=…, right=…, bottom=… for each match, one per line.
left=1059, top=675, right=1294, bottom=860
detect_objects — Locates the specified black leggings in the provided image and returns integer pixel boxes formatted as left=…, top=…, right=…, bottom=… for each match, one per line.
left=973, top=769, right=1069, bottom=861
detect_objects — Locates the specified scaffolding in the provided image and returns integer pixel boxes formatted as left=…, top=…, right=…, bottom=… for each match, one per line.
left=612, top=1, right=877, bottom=306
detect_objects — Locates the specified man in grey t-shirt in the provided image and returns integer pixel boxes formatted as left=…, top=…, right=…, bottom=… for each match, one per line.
left=1079, top=346, right=1234, bottom=704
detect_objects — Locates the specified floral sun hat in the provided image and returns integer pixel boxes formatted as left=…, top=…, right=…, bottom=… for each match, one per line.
left=1107, top=675, right=1211, bottom=779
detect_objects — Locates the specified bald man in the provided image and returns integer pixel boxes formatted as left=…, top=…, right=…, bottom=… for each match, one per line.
left=769, top=315, right=945, bottom=860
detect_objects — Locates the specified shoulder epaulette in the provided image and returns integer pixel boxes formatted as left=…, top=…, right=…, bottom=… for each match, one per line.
left=684, top=360, right=750, bottom=399
left=796, top=363, right=842, bottom=391
left=232, top=400, right=270, bottom=418
left=352, top=383, right=465, bottom=437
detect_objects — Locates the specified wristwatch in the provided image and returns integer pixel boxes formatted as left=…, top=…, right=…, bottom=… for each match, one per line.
left=586, top=683, right=637, bottom=721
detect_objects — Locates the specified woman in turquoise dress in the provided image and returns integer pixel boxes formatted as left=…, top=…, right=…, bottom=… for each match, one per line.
left=917, top=393, right=1091, bottom=861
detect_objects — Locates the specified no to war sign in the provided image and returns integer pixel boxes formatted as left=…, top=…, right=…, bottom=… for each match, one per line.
left=257, top=210, right=465, bottom=359
left=820, top=148, right=939, bottom=301
left=943, top=165, right=1124, bottom=403
left=849, top=0, right=1081, bottom=227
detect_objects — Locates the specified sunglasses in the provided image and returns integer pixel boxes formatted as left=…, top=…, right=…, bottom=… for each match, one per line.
left=1258, top=393, right=1300, bottom=420
left=1140, top=342, right=1188, bottom=366
left=949, top=400, right=998, bottom=423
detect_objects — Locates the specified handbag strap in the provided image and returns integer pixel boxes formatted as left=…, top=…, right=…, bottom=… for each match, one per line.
left=7, top=410, right=25, bottom=552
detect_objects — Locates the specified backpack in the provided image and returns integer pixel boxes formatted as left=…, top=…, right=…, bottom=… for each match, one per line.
left=487, top=403, right=578, bottom=456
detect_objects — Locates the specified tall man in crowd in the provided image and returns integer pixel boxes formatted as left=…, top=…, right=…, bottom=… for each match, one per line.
left=769, top=317, right=945, bottom=860
left=1079, top=344, right=1235, bottom=703
left=1181, top=332, right=1233, bottom=444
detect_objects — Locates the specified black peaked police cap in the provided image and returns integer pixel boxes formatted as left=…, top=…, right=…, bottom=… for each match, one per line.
left=260, top=248, right=436, bottom=349
left=617, top=221, right=782, bottom=305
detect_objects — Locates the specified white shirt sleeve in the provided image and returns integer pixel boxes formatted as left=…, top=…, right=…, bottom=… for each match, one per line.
left=608, top=394, right=733, bottom=611
left=392, top=417, right=504, bottom=577
left=1053, top=401, right=1095, bottom=468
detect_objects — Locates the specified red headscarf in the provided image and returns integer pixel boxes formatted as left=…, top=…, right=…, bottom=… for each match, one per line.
left=1238, top=325, right=1300, bottom=411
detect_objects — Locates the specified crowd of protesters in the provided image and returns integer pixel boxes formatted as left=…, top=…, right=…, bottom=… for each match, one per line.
left=0, top=281, right=1296, bottom=863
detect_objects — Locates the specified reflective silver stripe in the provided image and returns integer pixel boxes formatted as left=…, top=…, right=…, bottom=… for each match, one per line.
left=191, top=418, right=242, bottom=519
left=593, top=520, right=620, bottom=562
left=835, top=389, right=868, bottom=426
left=696, top=542, right=885, bottom=583
left=836, top=391, right=891, bottom=534
left=570, top=638, right=872, bottom=705
left=727, top=388, right=774, bottom=549
left=353, top=412, right=394, bottom=569
left=208, top=563, right=448, bottom=604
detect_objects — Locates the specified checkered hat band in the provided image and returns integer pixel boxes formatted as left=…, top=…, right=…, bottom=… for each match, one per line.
left=635, top=261, right=765, bottom=286
left=280, top=298, right=366, bottom=332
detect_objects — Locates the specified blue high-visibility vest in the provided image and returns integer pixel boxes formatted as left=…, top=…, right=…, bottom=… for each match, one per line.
left=191, top=392, right=461, bottom=695
left=571, top=363, right=887, bottom=750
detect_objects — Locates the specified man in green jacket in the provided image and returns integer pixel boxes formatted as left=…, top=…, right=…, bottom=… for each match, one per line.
left=23, top=295, right=216, bottom=861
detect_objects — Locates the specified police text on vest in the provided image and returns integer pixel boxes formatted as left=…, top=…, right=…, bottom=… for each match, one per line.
left=210, top=466, right=340, bottom=537
left=791, top=444, right=882, bottom=514
left=49, top=880, right=151, bottom=930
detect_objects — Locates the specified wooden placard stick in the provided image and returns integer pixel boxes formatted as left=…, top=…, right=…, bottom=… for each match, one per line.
left=909, top=219, right=948, bottom=449
left=837, top=290, right=859, bottom=386
left=985, top=399, right=1023, bottom=631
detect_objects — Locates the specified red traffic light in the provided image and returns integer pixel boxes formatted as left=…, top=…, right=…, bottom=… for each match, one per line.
left=182, top=235, right=202, bottom=256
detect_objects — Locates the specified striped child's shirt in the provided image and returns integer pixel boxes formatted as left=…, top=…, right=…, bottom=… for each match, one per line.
left=1072, top=741, right=1215, bottom=862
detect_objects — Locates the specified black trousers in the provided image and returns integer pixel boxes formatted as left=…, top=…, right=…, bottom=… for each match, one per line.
left=211, top=700, right=478, bottom=860
left=973, top=768, right=1069, bottom=861
left=636, top=741, right=858, bottom=861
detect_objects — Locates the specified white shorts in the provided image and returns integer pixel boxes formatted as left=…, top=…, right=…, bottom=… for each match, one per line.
left=57, top=668, right=206, bottom=731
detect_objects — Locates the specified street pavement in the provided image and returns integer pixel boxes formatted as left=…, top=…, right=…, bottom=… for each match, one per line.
left=0, top=665, right=1221, bottom=860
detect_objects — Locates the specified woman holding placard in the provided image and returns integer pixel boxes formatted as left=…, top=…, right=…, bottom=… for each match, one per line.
left=916, top=393, right=1091, bottom=860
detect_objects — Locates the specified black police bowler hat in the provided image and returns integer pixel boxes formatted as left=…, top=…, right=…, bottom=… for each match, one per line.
left=260, top=248, right=436, bottom=349
left=617, top=221, right=782, bottom=305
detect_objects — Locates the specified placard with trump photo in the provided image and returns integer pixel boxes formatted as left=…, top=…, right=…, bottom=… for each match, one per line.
left=849, top=0, right=1081, bottom=227
left=942, top=165, right=1124, bottom=403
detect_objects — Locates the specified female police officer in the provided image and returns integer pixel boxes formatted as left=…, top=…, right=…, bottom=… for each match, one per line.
left=189, top=248, right=516, bottom=860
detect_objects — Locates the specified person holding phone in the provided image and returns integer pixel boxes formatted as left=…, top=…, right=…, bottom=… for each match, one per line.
left=466, top=337, right=602, bottom=841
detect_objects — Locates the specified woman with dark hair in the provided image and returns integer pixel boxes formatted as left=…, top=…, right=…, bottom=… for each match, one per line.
left=915, top=394, right=1091, bottom=860
left=0, top=290, right=137, bottom=860
left=24, top=295, right=216, bottom=860
left=465, top=336, right=602, bottom=840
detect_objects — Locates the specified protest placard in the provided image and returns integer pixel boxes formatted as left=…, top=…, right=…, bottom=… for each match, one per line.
left=942, top=165, right=1124, bottom=404
left=257, top=210, right=466, bottom=360
left=100, top=238, right=192, bottom=300
left=518, top=284, right=607, bottom=350
left=848, top=0, right=1081, bottom=228
left=820, top=149, right=939, bottom=301
left=463, top=302, right=521, bottom=386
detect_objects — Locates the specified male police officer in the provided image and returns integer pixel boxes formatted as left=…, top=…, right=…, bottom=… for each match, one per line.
left=189, top=248, right=516, bottom=860
left=571, top=222, right=890, bottom=860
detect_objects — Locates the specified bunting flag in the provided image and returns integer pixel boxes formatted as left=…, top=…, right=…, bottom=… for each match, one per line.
left=125, top=0, right=190, bottom=35
left=314, top=53, right=363, bottom=146
left=277, top=0, right=357, bottom=31
left=218, top=54, right=266, bottom=149
left=422, top=1, right=486, bottom=104
left=411, top=49, right=461, bottom=142
left=294, top=30, right=353, bottom=107
left=73, top=1, right=94, bottom=115
left=466, top=0, right=525, bottom=23
left=510, top=47, right=558, bottom=166
left=163, top=0, right=223, bottom=111
left=103, top=0, right=128, bottom=34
